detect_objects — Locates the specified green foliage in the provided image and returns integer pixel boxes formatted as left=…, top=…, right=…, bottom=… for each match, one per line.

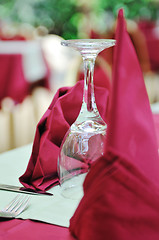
left=95, top=0, right=158, bottom=20
left=0, top=0, right=79, bottom=39
left=32, top=0, right=78, bottom=38
left=0, top=0, right=158, bottom=39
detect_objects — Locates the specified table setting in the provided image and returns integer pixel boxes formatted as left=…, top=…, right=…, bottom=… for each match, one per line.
left=1, top=8, right=159, bottom=240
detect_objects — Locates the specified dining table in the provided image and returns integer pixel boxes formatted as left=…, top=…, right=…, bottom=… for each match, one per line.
left=0, top=143, right=79, bottom=240
left=0, top=105, right=159, bottom=239
left=1, top=8, right=159, bottom=239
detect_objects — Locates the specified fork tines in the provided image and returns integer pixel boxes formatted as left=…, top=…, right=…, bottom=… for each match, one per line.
left=3, top=195, right=30, bottom=215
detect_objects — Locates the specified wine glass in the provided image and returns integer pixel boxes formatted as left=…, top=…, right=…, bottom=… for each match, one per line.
left=58, top=39, right=115, bottom=199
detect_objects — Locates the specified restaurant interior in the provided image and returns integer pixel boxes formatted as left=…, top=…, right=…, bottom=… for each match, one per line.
left=0, top=0, right=159, bottom=153
left=1, top=0, right=159, bottom=239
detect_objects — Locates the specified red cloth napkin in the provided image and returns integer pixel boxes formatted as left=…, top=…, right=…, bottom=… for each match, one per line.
left=0, top=54, right=29, bottom=105
left=19, top=80, right=109, bottom=191
left=69, top=9, right=159, bottom=240
left=153, top=113, right=159, bottom=147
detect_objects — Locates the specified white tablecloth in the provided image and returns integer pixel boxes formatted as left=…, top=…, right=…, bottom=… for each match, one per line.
left=0, top=144, right=81, bottom=227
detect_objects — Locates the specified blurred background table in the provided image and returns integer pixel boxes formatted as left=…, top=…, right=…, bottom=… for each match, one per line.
left=0, top=0, right=159, bottom=154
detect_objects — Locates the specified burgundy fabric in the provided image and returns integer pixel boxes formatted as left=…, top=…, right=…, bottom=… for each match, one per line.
left=0, top=54, right=29, bottom=105
left=0, top=35, right=26, bottom=41
left=0, top=219, right=74, bottom=240
left=19, top=80, right=109, bottom=191
left=153, top=113, right=159, bottom=147
left=69, top=9, right=159, bottom=240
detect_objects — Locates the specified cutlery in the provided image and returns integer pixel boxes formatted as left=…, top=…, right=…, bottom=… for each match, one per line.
left=0, top=195, right=30, bottom=218
left=0, top=184, right=53, bottom=196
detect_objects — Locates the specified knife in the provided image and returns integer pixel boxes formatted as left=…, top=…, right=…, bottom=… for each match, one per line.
left=0, top=184, right=53, bottom=196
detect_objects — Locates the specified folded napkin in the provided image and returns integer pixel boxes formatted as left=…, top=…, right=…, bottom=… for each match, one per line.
left=19, top=79, right=109, bottom=191
left=69, top=9, right=159, bottom=240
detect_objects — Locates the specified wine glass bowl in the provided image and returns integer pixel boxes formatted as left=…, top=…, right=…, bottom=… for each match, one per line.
left=58, top=39, right=116, bottom=199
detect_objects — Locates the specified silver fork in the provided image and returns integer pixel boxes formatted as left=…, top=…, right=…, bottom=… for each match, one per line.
left=0, top=195, right=30, bottom=218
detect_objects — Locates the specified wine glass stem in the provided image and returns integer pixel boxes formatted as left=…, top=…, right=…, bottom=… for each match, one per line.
left=82, top=56, right=97, bottom=112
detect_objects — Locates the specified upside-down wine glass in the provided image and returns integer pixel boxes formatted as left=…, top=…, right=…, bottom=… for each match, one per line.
left=58, top=39, right=116, bottom=199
